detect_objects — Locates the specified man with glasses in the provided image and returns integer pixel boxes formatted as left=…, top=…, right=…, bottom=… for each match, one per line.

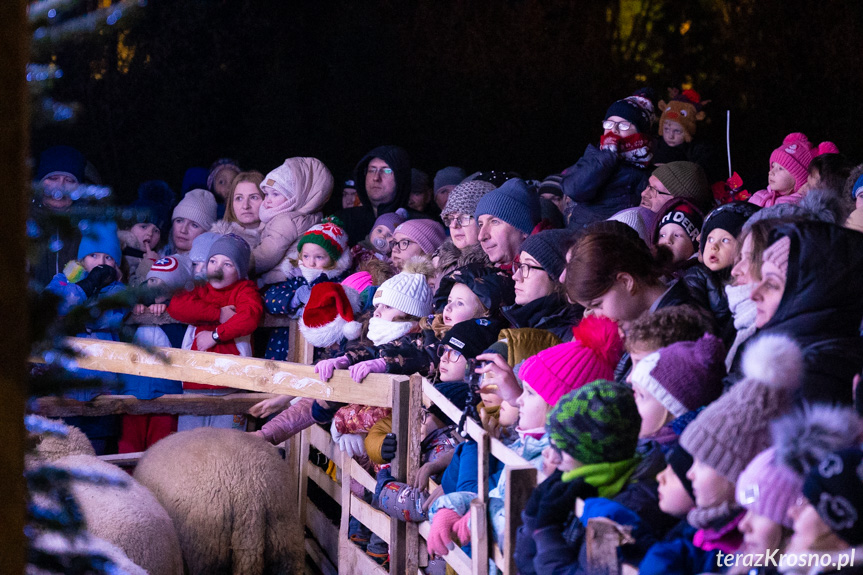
left=473, top=178, right=541, bottom=269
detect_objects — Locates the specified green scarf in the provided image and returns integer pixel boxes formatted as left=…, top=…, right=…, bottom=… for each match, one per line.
left=561, top=457, right=640, bottom=498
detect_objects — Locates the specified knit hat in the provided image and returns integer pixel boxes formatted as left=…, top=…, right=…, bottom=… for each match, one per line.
left=373, top=269, right=433, bottom=318
left=342, top=271, right=374, bottom=294
left=374, top=209, right=407, bottom=233
left=803, top=448, right=863, bottom=546
left=77, top=221, right=122, bottom=264
left=393, top=219, right=447, bottom=255
left=129, top=180, right=176, bottom=233
left=298, top=216, right=349, bottom=264
left=538, top=174, right=564, bottom=199
left=145, top=255, right=194, bottom=293
left=520, top=229, right=575, bottom=280
left=658, top=90, right=705, bottom=141
left=851, top=174, right=863, bottom=200
left=679, top=334, right=803, bottom=482
left=520, top=315, right=623, bottom=406
left=736, top=448, right=801, bottom=528
left=652, top=162, right=712, bottom=212
left=762, top=235, right=791, bottom=278
left=769, top=133, right=814, bottom=193
left=653, top=198, right=704, bottom=249
left=605, top=93, right=655, bottom=135
left=630, top=334, right=726, bottom=418
left=207, top=233, right=251, bottom=279
left=433, top=167, right=467, bottom=194
left=181, top=167, right=208, bottom=195
left=172, top=188, right=217, bottom=230
left=608, top=208, right=652, bottom=246
left=668, top=445, right=696, bottom=500
left=433, top=264, right=516, bottom=316
left=299, top=282, right=364, bottom=348
left=699, top=201, right=761, bottom=255
left=207, top=158, right=241, bottom=191
left=547, top=380, right=641, bottom=465
left=440, top=318, right=506, bottom=361
left=474, top=178, right=541, bottom=234
left=35, top=145, right=86, bottom=183
left=188, top=232, right=222, bottom=264
left=441, top=180, right=496, bottom=219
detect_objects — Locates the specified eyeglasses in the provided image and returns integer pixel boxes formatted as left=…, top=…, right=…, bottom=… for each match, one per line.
left=389, top=238, right=416, bottom=252
left=602, top=120, right=634, bottom=132
left=442, top=214, right=474, bottom=228
left=645, top=184, right=673, bottom=197
left=366, top=166, right=394, bottom=177
left=514, top=262, right=545, bottom=278
left=437, top=345, right=464, bottom=362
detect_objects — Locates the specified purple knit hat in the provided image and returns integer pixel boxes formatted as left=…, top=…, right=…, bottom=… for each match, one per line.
left=393, top=219, right=447, bottom=255
left=629, top=334, right=726, bottom=417
left=519, top=316, right=623, bottom=406
left=769, top=133, right=814, bottom=193
left=736, top=447, right=801, bottom=528
left=374, top=209, right=407, bottom=233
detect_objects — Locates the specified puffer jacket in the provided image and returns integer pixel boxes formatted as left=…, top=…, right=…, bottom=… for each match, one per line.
left=681, top=262, right=733, bottom=344
left=562, top=144, right=650, bottom=229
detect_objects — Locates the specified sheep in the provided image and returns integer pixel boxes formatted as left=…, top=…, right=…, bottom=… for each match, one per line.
left=133, top=427, right=303, bottom=575
left=28, top=418, right=96, bottom=464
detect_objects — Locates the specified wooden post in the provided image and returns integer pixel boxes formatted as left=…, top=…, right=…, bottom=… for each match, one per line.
left=404, top=374, right=423, bottom=574
left=503, top=466, right=537, bottom=575
left=470, top=499, right=489, bottom=575
left=0, top=0, right=30, bottom=572
left=585, top=517, right=634, bottom=575
left=388, top=375, right=411, bottom=574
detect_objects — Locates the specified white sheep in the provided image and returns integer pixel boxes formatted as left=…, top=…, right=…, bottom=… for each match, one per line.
left=133, top=427, right=303, bottom=575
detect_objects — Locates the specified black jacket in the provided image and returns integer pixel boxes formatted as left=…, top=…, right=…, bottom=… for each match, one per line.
left=502, top=293, right=584, bottom=342
left=681, top=262, right=734, bottom=345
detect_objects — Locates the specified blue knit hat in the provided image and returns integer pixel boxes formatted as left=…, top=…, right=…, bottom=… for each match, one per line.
left=851, top=173, right=863, bottom=200
left=35, top=145, right=86, bottom=183
left=77, top=221, right=122, bottom=264
left=474, top=178, right=541, bottom=234
left=520, top=229, right=575, bottom=280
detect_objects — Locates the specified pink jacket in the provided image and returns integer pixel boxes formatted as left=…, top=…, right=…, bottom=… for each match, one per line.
left=256, top=397, right=316, bottom=444
left=748, top=187, right=804, bottom=208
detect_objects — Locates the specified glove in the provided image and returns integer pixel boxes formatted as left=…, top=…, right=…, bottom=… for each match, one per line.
left=452, top=512, right=471, bottom=545
left=380, top=433, right=397, bottom=462
left=427, top=508, right=461, bottom=557
left=535, top=478, right=595, bottom=529
left=76, top=264, right=116, bottom=298
left=295, top=284, right=312, bottom=306
left=331, top=420, right=367, bottom=458
left=315, top=356, right=350, bottom=381
left=349, top=358, right=387, bottom=382
left=599, top=132, right=621, bottom=154
left=525, top=469, right=562, bottom=518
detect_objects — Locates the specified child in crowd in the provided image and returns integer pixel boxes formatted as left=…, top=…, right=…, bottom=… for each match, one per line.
left=350, top=210, right=406, bottom=267
left=427, top=263, right=516, bottom=339
left=167, top=234, right=263, bottom=431
left=119, top=255, right=194, bottom=452
left=748, top=133, right=831, bottom=208
left=652, top=89, right=717, bottom=180
left=624, top=305, right=715, bottom=369
left=120, top=180, right=175, bottom=285
left=263, top=217, right=353, bottom=360
left=187, top=231, right=222, bottom=280
left=46, top=221, right=127, bottom=454
left=805, top=152, right=850, bottom=197
left=254, top=157, right=334, bottom=281
left=389, top=219, right=447, bottom=269
left=653, top=198, right=704, bottom=268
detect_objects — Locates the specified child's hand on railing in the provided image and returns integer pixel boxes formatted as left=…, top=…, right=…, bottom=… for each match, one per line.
left=349, top=358, right=387, bottom=382
left=219, top=305, right=236, bottom=323
left=248, top=395, right=294, bottom=418
left=330, top=420, right=367, bottom=458
left=133, top=304, right=147, bottom=315
left=314, top=356, right=350, bottom=381
left=195, top=330, right=217, bottom=351
left=149, top=303, right=166, bottom=315
left=380, top=433, right=397, bottom=462
left=452, top=512, right=471, bottom=545
left=427, top=508, right=460, bottom=557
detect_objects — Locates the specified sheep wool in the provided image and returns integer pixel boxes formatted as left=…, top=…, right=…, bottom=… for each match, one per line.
left=134, top=427, right=303, bottom=575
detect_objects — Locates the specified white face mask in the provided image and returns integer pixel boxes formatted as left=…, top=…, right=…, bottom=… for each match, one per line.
left=299, top=263, right=325, bottom=284
left=367, top=316, right=415, bottom=346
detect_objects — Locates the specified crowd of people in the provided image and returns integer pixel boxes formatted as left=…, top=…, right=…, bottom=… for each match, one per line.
left=29, top=86, right=863, bottom=574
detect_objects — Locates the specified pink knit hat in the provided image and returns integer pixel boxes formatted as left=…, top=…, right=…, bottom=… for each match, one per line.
left=519, top=315, right=623, bottom=406
left=342, top=271, right=374, bottom=293
left=736, top=447, right=801, bottom=528
left=769, top=133, right=814, bottom=193
left=393, top=219, right=447, bottom=255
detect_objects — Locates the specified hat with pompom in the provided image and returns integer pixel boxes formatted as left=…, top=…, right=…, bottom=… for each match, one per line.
left=769, top=133, right=815, bottom=193
left=520, top=315, right=624, bottom=406
left=803, top=447, right=863, bottom=546
left=680, top=334, right=803, bottom=482
left=300, top=282, right=363, bottom=348
left=373, top=258, right=434, bottom=318
left=298, top=216, right=350, bottom=266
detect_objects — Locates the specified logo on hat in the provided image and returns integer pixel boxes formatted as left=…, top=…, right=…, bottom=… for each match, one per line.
left=152, top=257, right=179, bottom=272
left=475, top=319, right=490, bottom=326
left=449, top=337, right=466, bottom=350
left=785, top=144, right=798, bottom=154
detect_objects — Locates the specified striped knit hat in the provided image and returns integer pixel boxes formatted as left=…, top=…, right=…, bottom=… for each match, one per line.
left=298, top=216, right=349, bottom=263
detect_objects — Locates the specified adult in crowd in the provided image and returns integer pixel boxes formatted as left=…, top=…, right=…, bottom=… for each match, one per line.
left=408, top=168, right=437, bottom=216
left=474, top=178, right=541, bottom=269
left=432, top=166, right=467, bottom=211
left=431, top=180, right=496, bottom=282
left=212, top=171, right=265, bottom=250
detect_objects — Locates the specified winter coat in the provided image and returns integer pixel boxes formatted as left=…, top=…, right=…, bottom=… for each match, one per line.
left=653, top=138, right=720, bottom=186
left=502, top=292, right=584, bottom=341
left=210, top=219, right=263, bottom=266
left=167, top=279, right=263, bottom=390
left=729, top=221, right=863, bottom=404
left=562, top=144, right=651, bottom=229
left=749, top=187, right=805, bottom=208
left=682, top=262, right=734, bottom=344
left=638, top=521, right=718, bottom=575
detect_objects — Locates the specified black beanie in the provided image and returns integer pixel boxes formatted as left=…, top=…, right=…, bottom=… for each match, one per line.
left=441, top=318, right=506, bottom=361
left=700, top=201, right=761, bottom=255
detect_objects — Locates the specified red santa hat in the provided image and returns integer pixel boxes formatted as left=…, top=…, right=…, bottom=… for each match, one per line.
left=299, top=282, right=363, bottom=348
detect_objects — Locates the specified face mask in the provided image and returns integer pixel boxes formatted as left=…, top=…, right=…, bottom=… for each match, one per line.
left=299, top=264, right=325, bottom=284
left=367, top=316, right=415, bottom=346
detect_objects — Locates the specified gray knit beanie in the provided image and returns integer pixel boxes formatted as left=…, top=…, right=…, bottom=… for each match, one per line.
left=519, top=229, right=574, bottom=280
left=433, top=167, right=467, bottom=194
left=652, top=162, right=711, bottom=212
left=440, top=180, right=496, bottom=219
left=474, top=178, right=541, bottom=234
left=679, top=334, right=802, bottom=482
left=207, top=233, right=251, bottom=279
left=172, top=188, right=217, bottom=230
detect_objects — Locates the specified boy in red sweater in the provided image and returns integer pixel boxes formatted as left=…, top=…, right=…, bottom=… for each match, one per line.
left=168, top=233, right=263, bottom=429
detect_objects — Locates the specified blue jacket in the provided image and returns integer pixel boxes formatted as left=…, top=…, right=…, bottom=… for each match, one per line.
left=638, top=522, right=720, bottom=575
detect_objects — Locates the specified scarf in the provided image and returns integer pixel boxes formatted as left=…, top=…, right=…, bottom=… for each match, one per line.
left=515, top=426, right=547, bottom=441
left=561, top=457, right=640, bottom=498
left=619, top=133, right=654, bottom=167
left=687, top=498, right=743, bottom=530
left=725, top=283, right=759, bottom=370
left=691, top=507, right=744, bottom=553
left=367, top=317, right=416, bottom=346
left=258, top=200, right=295, bottom=224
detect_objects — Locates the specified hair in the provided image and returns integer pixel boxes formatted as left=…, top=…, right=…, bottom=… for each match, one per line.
left=625, top=305, right=714, bottom=352
left=223, top=170, right=264, bottom=224
left=565, top=231, right=665, bottom=304
left=808, top=153, right=851, bottom=196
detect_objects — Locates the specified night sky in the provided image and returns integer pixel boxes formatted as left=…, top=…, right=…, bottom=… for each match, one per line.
left=32, top=0, right=863, bottom=205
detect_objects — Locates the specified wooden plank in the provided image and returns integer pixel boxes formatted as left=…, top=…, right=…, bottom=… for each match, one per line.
left=417, top=521, right=473, bottom=575
left=493, top=543, right=505, bottom=570
left=477, top=432, right=490, bottom=502
left=338, top=443, right=353, bottom=573
left=308, top=462, right=341, bottom=505
left=308, top=420, right=339, bottom=463
left=471, top=500, right=489, bottom=575
left=298, top=429, right=312, bottom=528
left=296, top=328, right=315, bottom=365
left=349, top=458, right=376, bottom=494
left=503, top=466, right=537, bottom=575
left=48, top=337, right=401, bottom=407
left=98, top=452, right=143, bottom=466
left=306, top=504, right=340, bottom=568
left=32, top=392, right=278, bottom=417
left=287, top=319, right=300, bottom=364
left=350, top=494, right=391, bottom=545
left=339, top=536, right=389, bottom=575
left=586, top=517, right=634, bottom=575
left=405, top=374, right=424, bottom=574
left=127, top=312, right=296, bottom=328
left=304, top=537, right=338, bottom=575
left=388, top=376, right=411, bottom=574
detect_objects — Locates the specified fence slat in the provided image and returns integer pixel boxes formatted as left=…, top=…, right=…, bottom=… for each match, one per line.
left=33, top=393, right=277, bottom=417
left=503, top=466, right=537, bottom=574
left=471, top=499, right=489, bottom=575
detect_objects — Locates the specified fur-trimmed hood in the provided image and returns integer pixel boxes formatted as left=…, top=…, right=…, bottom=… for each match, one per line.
left=280, top=246, right=353, bottom=281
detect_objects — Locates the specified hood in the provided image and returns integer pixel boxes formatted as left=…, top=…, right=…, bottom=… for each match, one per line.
left=263, top=157, right=334, bottom=216
left=354, top=145, right=411, bottom=215
left=762, top=221, right=863, bottom=340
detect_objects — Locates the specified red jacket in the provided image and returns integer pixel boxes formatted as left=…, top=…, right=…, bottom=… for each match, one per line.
left=168, top=279, right=263, bottom=389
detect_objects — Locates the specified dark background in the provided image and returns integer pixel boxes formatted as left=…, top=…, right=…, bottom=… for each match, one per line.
left=31, top=0, right=863, bottom=205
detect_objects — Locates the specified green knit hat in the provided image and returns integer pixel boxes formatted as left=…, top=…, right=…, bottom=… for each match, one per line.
left=547, top=380, right=641, bottom=465
left=298, top=216, right=349, bottom=264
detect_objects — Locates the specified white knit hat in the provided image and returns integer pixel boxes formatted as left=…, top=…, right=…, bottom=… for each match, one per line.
left=172, top=188, right=217, bottom=230
left=373, top=271, right=433, bottom=318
